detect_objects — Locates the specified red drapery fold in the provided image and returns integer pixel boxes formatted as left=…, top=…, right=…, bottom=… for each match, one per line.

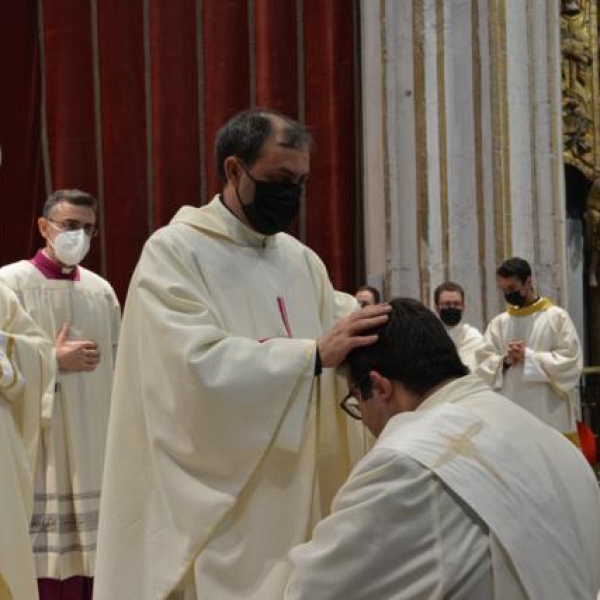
left=96, top=0, right=149, bottom=299
left=202, top=0, right=251, bottom=200
left=0, top=1, right=45, bottom=264
left=303, top=0, right=358, bottom=292
left=0, top=1, right=361, bottom=302
left=254, top=0, right=299, bottom=116
left=149, top=0, right=202, bottom=226
left=41, top=0, right=101, bottom=272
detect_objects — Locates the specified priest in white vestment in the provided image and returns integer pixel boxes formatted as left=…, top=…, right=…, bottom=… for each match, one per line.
left=0, top=282, right=55, bottom=600
left=0, top=190, right=121, bottom=599
left=433, top=281, right=484, bottom=372
left=476, top=257, right=582, bottom=437
left=286, top=298, right=600, bottom=600
left=94, top=109, right=388, bottom=600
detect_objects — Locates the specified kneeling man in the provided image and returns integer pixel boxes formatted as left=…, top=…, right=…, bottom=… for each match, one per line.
left=285, top=298, right=600, bottom=600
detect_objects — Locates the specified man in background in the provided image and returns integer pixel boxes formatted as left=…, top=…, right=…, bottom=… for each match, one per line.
left=433, top=281, right=484, bottom=372
left=477, top=257, right=582, bottom=439
left=0, top=282, right=54, bottom=600
left=0, top=190, right=121, bottom=600
left=286, top=298, right=600, bottom=599
left=355, top=285, right=381, bottom=307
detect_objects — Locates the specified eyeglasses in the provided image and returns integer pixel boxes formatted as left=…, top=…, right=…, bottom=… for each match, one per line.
left=48, top=218, right=98, bottom=237
left=340, top=374, right=371, bottom=420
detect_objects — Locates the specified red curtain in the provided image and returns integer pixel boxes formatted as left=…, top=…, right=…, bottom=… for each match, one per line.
left=97, top=1, right=149, bottom=297
left=0, top=0, right=360, bottom=302
left=0, top=1, right=45, bottom=266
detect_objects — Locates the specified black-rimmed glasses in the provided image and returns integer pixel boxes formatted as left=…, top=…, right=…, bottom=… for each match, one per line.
left=340, top=374, right=371, bottom=420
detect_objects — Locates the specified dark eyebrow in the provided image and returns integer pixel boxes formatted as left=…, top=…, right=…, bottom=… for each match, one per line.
left=65, top=218, right=96, bottom=226
left=271, top=167, right=310, bottom=183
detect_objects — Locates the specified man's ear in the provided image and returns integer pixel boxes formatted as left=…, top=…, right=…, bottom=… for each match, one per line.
left=38, top=216, right=50, bottom=241
left=223, top=156, right=240, bottom=186
left=369, top=371, right=394, bottom=404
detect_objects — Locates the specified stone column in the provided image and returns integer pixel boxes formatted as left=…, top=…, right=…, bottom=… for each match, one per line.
left=360, top=0, right=565, bottom=331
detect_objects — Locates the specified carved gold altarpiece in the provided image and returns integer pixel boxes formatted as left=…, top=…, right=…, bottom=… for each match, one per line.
left=562, top=0, right=600, bottom=178
left=562, top=0, right=600, bottom=364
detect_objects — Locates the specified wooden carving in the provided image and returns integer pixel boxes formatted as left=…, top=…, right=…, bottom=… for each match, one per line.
left=561, top=0, right=600, bottom=179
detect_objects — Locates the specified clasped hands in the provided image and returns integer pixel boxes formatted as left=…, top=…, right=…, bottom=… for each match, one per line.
left=504, top=339, right=525, bottom=367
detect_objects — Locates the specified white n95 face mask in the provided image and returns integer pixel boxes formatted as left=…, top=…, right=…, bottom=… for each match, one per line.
left=51, top=228, right=91, bottom=266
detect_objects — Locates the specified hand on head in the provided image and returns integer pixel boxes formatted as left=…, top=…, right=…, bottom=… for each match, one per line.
left=317, top=304, right=392, bottom=369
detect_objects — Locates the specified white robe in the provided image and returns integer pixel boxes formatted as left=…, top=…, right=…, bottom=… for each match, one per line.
left=0, top=283, right=54, bottom=600
left=445, top=321, right=484, bottom=372
left=93, top=197, right=364, bottom=600
left=0, top=261, right=121, bottom=579
left=286, top=375, right=600, bottom=600
left=476, top=298, right=582, bottom=434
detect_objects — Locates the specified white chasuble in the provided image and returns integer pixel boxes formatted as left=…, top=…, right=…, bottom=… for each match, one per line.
left=286, top=376, right=600, bottom=600
left=0, top=283, right=54, bottom=600
left=0, top=262, right=121, bottom=579
left=445, top=321, right=484, bottom=372
left=476, top=298, right=582, bottom=433
left=94, top=197, right=364, bottom=600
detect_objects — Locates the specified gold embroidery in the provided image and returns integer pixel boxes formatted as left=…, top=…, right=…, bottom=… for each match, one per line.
left=507, top=296, right=553, bottom=317
left=433, top=421, right=507, bottom=487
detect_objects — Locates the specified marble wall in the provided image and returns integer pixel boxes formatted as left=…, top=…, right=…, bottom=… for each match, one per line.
left=360, top=0, right=566, bottom=332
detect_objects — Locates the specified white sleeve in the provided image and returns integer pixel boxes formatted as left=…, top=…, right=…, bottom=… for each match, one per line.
left=0, top=333, right=23, bottom=395
left=285, top=449, right=490, bottom=599
left=475, top=318, right=506, bottom=389
left=531, top=309, right=582, bottom=395
left=523, top=347, right=550, bottom=383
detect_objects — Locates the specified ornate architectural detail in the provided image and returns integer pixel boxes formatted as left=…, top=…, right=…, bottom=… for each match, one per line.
left=561, top=0, right=600, bottom=179
left=586, top=178, right=600, bottom=286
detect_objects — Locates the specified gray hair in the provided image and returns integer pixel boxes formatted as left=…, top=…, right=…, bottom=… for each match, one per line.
left=43, top=189, right=97, bottom=218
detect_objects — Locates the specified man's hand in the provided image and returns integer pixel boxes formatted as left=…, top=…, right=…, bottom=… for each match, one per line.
left=55, top=323, right=101, bottom=372
left=317, top=304, right=392, bottom=369
left=506, top=339, right=526, bottom=365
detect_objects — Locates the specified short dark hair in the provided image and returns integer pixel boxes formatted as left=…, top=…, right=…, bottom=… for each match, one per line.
left=215, top=108, right=312, bottom=182
left=496, top=257, right=531, bottom=283
left=356, top=285, right=381, bottom=304
left=433, top=281, right=465, bottom=305
left=345, top=297, right=468, bottom=400
left=43, top=189, right=97, bottom=218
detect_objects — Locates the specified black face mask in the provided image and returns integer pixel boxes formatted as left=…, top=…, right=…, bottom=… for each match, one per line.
left=439, top=307, right=462, bottom=326
left=504, top=290, right=526, bottom=307
left=236, top=163, right=302, bottom=235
